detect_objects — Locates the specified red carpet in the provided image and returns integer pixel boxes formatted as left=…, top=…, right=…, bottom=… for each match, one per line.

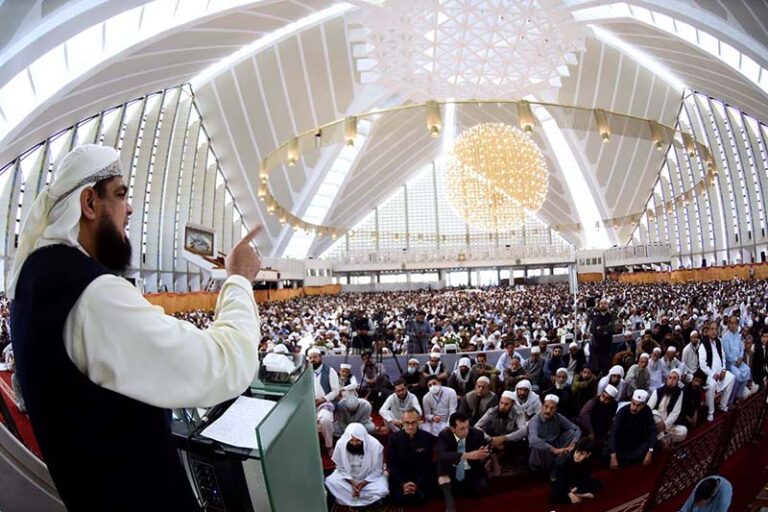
left=0, top=371, right=42, bottom=458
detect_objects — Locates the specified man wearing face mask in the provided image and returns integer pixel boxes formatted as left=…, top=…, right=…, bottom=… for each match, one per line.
left=401, top=357, right=427, bottom=399
left=334, top=393, right=376, bottom=436
left=325, top=423, right=389, bottom=506
left=309, top=348, right=340, bottom=456
left=380, top=380, right=422, bottom=433
left=422, top=375, right=458, bottom=436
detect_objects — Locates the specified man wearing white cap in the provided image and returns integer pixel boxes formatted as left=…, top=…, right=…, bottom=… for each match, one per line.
left=401, top=357, right=426, bottom=398
left=475, top=390, right=528, bottom=476
left=421, top=352, right=449, bottom=385
left=626, top=353, right=652, bottom=396
left=325, top=423, right=389, bottom=506
left=9, top=145, right=262, bottom=511
left=309, top=348, right=340, bottom=456
left=662, top=346, right=685, bottom=375
left=579, top=385, right=619, bottom=452
left=379, top=379, right=422, bottom=433
left=648, top=347, right=668, bottom=390
left=513, top=379, right=542, bottom=426
left=698, top=320, right=735, bottom=419
left=334, top=394, right=376, bottom=436
left=647, top=369, right=688, bottom=447
left=523, top=346, right=545, bottom=392
left=597, top=365, right=627, bottom=401
left=681, top=330, right=703, bottom=382
left=608, top=389, right=657, bottom=469
left=447, top=357, right=475, bottom=397
left=338, top=363, right=359, bottom=392
left=458, top=376, right=496, bottom=425
left=528, top=394, right=581, bottom=473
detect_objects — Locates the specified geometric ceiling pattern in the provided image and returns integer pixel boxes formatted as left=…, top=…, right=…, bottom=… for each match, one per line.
left=1, top=0, right=767, bottom=260
left=353, top=0, right=585, bottom=101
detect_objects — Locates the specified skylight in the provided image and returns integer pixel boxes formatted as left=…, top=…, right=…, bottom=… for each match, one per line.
left=282, top=119, right=372, bottom=259
left=573, top=3, right=768, bottom=95
left=531, top=103, right=611, bottom=249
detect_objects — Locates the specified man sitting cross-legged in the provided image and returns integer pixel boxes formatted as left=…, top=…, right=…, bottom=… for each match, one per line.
left=387, top=408, right=436, bottom=506
left=475, top=390, right=528, bottom=476
left=436, top=412, right=490, bottom=512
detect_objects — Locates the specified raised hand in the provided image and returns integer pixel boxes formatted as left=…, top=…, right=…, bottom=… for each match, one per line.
left=225, top=226, right=262, bottom=281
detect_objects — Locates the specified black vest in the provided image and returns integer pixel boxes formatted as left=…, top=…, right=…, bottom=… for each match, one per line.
left=11, top=245, right=199, bottom=511
left=702, top=337, right=724, bottom=370
left=653, top=385, right=682, bottom=415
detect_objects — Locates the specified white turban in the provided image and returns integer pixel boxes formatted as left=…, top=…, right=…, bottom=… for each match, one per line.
left=666, top=346, right=677, bottom=353
left=632, top=389, right=649, bottom=403
left=515, top=379, right=532, bottom=390
left=501, top=390, right=516, bottom=400
left=639, top=353, right=650, bottom=360
left=530, top=347, right=540, bottom=354
left=544, top=394, right=560, bottom=404
left=608, top=365, right=625, bottom=378
left=331, top=423, right=383, bottom=478
left=458, top=357, right=471, bottom=368
left=408, top=358, right=419, bottom=364
left=9, top=144, right=122, bottom=299
left=429, top=353, right=441, bottom=360
left=476, top=376, right=490, bottom=385
left=604, top=384, right=619, bottom=399
left=340, top=363, right=352, bottom=370
left=670, top=368, right=682, bottom=378
left=273, top=344, right=289, bottom=354
left=569, top=342, right=578, bottom=349
left=690, top=330, right=699, bottom=338
left=556, top=368, right=568, bottom=376
left=653, top=347, right=662, bottom=354
left=307, top=348, right=322, bottom=356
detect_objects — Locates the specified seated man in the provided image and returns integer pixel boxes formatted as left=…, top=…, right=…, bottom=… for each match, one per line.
left=475, top=390, right=528, bottom=476
left=470, top=352, right=500, bottom=392
left=550, top=438, right=601, bottom=505
left=647, top=369, right=688, bottom=447
left=309, top=348, right=340, bottom=456
left=541, top=368, right=574, bottom=417
left=698, top=320, right=736, bottom=420
left=528, top=395, right=581, bottom=474
left=608, top=390, right=657, bottom=469
left=680, top=369, right=708, bottom=427
left=626, top=353, right=652, bottom=396
left=679, top=476, right=732, bottom=512
left=523, top=346, right=545, bottom=392
left=648, top=347, right=668, bottom=390
left=422, top=353, right=450, bottom=385
left=597, top=365, right=626, bottom=401
left=387, top=408, right=436, bottom=506
left=681, top=330, right=703, bottom=382
left=579, top=384, right=619, bottom=453
left=722, top=315, right=751, bottom=403
left=325, top=423, right=389, bottom=507
left=436, top=412, right=490, bottom=512
left=503, top=356, right=529, bottom=390
left=458, top=376, right=496, bottom=425
left=447, top=357, right=475, bottom=398
left=334, top=394, right=376, bottom=436
left=513, top=379, right=542, bottom=426
left=380, top=379, right=423, bottom=433
left=338, top=363, right=359, bottom=392
left=496, top=341, right=526, bottom=384
left=401, top=358, right=427, bottom=399
left=571, top=365, right=598, bottom=413
left=422, top=375, right=458, bottom=436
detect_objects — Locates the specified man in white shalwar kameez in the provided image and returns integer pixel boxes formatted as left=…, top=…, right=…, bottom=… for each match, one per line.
left=325, top=423, right=389, bottom=507
left=309, top=348, right=340, bottom=456
left=421, top=375, right=458, bottom=436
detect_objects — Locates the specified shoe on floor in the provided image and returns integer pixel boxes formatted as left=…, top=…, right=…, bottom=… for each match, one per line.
left=707, top=413, right=714, bottom=422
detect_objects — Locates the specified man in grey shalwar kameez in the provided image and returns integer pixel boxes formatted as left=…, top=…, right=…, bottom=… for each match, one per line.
left=528, top=394, right=581, bottom=473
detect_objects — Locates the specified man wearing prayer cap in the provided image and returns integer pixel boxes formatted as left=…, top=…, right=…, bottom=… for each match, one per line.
left=380, top=379, right=423, bottom=433
left=308, top=348, right=340, bottom=456
left=513, top=379, right=542, bottom=425
left=9, top=145, right=262, bottom=511
left=579, top=384, right=619, bottom=453
left=541, top=367, right=575, bottom=417
left=647, top=369, right=688, bottom=447
left=338, top=362, right=359, bottom=392
left=527, top=394, right=581, bottom=473
left=458, top=376, right=496, bottom=425
left=597, top=365, right=627, bottom=401
left=608, top=388, right=657, bottom=469
left=662, top=345, right=685, bottom=375
left=325, top=423, right=389, bottom=506
left=523, top=345, right=545, bottom=392
left=681, top=330, right=703, bottom=383
left=475, top=389, right=527, bottom=476
left=334, top=394, right=376, bottom=436
left=401, top=357, right=426, bottom=399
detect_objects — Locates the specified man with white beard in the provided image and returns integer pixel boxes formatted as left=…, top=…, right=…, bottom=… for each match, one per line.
left=512, top=379, right=542, bottom=425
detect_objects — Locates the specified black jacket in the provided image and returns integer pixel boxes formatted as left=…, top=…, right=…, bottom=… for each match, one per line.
left=436, top=426, right=488, bottom=478
left=387, top=429, right=436, bottom=491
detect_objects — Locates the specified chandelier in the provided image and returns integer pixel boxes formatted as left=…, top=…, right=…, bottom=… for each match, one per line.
left=445, top=123, right=548, bottom=231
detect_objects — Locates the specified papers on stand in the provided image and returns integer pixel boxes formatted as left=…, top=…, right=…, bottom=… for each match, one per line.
left=200, top=396, right=276, bottom=450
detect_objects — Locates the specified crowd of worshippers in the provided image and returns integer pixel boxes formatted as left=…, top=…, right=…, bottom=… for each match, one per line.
left=172, top=278, right=768, bottom=359
left=304, top=310, right=768, bottom=510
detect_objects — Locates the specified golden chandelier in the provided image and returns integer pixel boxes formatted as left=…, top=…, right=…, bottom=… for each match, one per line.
left=445, top=122, right=548, bottom=231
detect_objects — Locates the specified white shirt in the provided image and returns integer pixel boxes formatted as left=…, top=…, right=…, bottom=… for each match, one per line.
left=64, top=274, right=260, bottom=409
left=313, top=364, right=340, bottom=402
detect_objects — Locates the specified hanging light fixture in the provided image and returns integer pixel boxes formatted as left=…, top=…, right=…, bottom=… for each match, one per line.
left=344, top=117, right=357, bottom=146
left=445, top=122, right=548, bottom=231
left=426, top=100, right=441, bottom=138
left=594, top=109, right=610, bottom=143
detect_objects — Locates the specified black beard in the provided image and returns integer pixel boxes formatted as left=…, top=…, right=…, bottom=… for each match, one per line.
left=311, top=362, right=321, bottom=370
left=496, top=410, right=510, bottom=419
left=95, top=215, right=132, bottom=272
left=346, top=443, right=365, bottom=455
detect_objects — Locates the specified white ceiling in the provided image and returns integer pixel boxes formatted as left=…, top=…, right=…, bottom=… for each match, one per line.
left=1, top=0, right=767, bottom=256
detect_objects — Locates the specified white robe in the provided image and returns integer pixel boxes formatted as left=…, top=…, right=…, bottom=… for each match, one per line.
left=421, top=387, right=458, bottom=436
left=64, top=274, right=260, bottom=408
left=325, top=443, right=388, bottom=506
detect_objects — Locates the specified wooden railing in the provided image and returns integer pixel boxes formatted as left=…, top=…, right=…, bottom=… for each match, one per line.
left=610, top=262, right=768, bottom=284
